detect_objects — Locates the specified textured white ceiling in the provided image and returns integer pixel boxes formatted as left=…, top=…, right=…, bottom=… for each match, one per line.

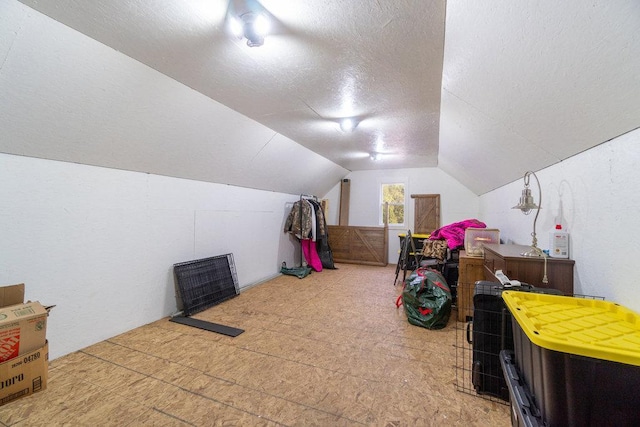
left=6, top=0, right=640, bottom=195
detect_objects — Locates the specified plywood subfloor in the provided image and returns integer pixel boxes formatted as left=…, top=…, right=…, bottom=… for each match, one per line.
left=0, top=264, right=510, bottom=426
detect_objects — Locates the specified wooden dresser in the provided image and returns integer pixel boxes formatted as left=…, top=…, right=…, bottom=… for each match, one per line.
left=483, top=243, right=574, bottom=295
left=456, top=244, right=575, bottom=321
left=456, top=251, right=485, bottom=321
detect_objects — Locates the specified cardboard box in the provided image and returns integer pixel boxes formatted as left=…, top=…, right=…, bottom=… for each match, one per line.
left=0, top=342, right=48, bottom=406
left=0, top=302, right=48, bottom=363
left=0, top=284, right=24, bottom=308
left=0, top=284, right=49, bottom=406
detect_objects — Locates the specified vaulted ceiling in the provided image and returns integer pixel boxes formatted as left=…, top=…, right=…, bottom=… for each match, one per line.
left=5, top=0, right=640, bottom=195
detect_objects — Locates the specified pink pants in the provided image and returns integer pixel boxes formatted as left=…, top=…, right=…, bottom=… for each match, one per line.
left=301, top=239, right=323, bottom=272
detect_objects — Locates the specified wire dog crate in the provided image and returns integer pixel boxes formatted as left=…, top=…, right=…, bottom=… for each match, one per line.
left=454, top=282, right=603, bottom=404
left=173, top=254, right=239, bottom=316
left=455, top=281, right=512, bottom=404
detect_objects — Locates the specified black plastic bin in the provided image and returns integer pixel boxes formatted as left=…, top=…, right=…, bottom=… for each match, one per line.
left=469, top=282, right=562, bottom=401
left=503, top=291, right=640, bottom=427
left=500, top=350, right=545, bottom=427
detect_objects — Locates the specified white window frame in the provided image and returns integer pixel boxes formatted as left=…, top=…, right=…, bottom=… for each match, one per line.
left=379, top=179, right=407, bottom=228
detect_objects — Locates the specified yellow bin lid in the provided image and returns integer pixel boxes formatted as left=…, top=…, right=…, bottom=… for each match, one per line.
left=398, top=233, right=430, bottom=239
left=502, top=291, right=640, bottom=366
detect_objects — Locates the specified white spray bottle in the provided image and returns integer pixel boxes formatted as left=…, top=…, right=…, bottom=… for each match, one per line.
left=550, top=224, right=569, bottom=258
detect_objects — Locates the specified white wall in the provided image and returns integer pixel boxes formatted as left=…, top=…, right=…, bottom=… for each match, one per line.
left=479, top=128, right=640, bottom=312
left=322, top=182, right=342, bottom=226
left=0, top=154, right=302, bottom=359
left=323, top=167, right=481, bottom=261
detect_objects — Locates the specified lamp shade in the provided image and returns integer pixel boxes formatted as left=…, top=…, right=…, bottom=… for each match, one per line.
left=512, top=188, right=539, bottom=214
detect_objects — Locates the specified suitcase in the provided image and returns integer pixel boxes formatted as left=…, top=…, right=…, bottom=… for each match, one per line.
left=468, top=281, right=562, bottom=401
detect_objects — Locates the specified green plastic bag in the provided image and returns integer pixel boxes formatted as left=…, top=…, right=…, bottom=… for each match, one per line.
left=398, top=267, right=452, bottom=329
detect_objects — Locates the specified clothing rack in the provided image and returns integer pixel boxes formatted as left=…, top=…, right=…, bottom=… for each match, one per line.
left=299, top=194, right=318, bottom=266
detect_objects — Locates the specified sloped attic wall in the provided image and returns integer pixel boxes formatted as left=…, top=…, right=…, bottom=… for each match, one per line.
left=439, top=0, right=640, bottom=195
left=0, top=0, right=348, bottom=197
left=0, top=0, right=346, bottom=359
left=1, top=153, right=305, bottom=360
left=479, top=128, right=640, bottom=313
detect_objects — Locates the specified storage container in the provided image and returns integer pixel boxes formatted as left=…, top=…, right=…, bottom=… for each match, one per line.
left=500, top=350, right=545, bottom=427
left=502, top=291, right=640, bottom=426
left=464, top=228, right=499, bottom=257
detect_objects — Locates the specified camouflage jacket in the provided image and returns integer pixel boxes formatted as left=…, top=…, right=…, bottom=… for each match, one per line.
left=284, top=200, right=313, bottom=239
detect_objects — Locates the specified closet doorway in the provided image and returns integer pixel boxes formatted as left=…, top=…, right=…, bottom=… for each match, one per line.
left=411, top=194, right=440, bottom=235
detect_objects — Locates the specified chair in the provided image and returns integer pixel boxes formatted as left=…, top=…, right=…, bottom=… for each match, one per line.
left=419, top=239, right=448, bottom=269
left=394, top=230, right=422, bottom=285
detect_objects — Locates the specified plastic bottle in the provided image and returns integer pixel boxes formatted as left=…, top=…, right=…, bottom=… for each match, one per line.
left=549, top=224, right=569, bottom=258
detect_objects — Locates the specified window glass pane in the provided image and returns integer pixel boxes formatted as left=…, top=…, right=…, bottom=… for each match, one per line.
left=381, top=183, right=405, bottom=225
left=383, top=184, right=404, bottom=204
left=387, top=205, right=404, bottom=224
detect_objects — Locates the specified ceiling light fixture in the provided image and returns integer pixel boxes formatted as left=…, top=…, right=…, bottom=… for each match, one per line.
left=512, top=171, right=543, bottom=257
left=230, top=11, right=270, bottom=47
left=339, top=117, right=358, bottom=132
left=370, top=153, right=381, bottom=161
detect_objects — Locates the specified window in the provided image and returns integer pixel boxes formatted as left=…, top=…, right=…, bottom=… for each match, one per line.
left=381, top=182, right=405, bottom=226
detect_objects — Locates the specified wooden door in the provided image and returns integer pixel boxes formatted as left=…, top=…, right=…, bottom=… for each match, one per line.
left=411, top=194, right=440, bottom=235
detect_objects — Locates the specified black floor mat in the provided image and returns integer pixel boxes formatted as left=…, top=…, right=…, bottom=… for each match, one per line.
left=169, top=316, right=244, bottom=337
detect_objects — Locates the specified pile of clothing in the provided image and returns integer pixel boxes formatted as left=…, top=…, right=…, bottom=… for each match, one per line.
left=429, top=218, right=486, bottom=249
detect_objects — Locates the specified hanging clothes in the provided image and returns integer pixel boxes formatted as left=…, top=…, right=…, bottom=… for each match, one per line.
left=308, top=199, right=336, bottom=269
left=284, top=200, right=313, bottom=239
left=301, top=239, right=323, bottom=272
left=284, top=198, right=323, bottom=271
left=307, top=199, right=317, bottom=242
left=307, top=199, right=326, bottom=238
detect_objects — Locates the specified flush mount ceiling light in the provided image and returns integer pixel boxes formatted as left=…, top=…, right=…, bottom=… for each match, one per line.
left=229, top=11, right=270, bottom=47
left=339, top=117, right=358, bottom=132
